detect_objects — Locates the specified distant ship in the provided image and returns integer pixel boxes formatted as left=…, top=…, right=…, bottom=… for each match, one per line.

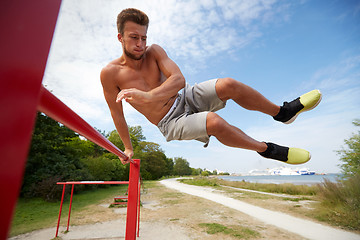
left=268, top=167, right=315, bottom=176
left=297, top=168, right=315, bottom=175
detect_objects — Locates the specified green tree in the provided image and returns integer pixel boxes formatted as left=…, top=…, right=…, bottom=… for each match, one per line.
left=337, top=119, right=360, bottom=177
left=107, top=126, right=173, bottom=180
left=24, top=113, right=92, bottom=200
left=138, top=142, right=168, bottom=180
left=173, top=157, right=192, bottom=176
left=107, top=126, right=146, bottom=152
left=81, top=156, right=115, bottom=181
left=191, top=168, right=203, bottom=176
left=108, top=130, right=125, bottom=150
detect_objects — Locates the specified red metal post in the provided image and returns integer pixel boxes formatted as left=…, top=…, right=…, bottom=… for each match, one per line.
left=137, top=180, right=141, bottom=237
left=67, top=184, right=75, bottom=232
left=126, top=159, right=141, bottom=240
left=56, top=185, right=66, bottom=238
left=0, top=1, right=61, bottom=238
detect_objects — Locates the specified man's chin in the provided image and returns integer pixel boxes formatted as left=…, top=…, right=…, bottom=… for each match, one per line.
left=124, top=50, right=144, bottom=60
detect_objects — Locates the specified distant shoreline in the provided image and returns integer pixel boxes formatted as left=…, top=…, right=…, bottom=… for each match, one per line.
left=217, top=173, right=342, bottom=185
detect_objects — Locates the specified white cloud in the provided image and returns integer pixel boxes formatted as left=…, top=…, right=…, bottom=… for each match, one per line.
left=43, top=0, right=291, bottom=129
left=41, top=0, right=359, bottom=174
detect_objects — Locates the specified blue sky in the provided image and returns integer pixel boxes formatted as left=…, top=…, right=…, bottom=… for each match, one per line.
left=43, top=0, right=360, bottom=174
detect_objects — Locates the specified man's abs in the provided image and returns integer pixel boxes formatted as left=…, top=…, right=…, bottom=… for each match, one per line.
left=130, top=94, right=178, bottom=125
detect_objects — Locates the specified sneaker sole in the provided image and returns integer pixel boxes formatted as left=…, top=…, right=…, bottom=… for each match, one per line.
left=284, top=90, right=322, bottom=124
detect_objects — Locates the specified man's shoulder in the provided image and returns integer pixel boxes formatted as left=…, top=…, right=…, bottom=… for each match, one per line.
left=102, top=58, right=122, bottom=71
left=100, top=62, right=120, bottom=87
left=147, top=43, right=163, bottom=50
left=101, top=59, right=122, bottom=78
left=146, top=44, right=167, bottom=56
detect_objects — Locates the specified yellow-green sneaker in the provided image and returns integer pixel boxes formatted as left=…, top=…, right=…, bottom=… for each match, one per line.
left=274, top=89, right=322, bottom=124
left=287, top=148, right=311, bottom=164
left=258, top=142, right=311, bottom=165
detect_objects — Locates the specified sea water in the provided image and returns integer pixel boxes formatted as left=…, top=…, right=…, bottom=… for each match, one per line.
left=218, top=173, right=342, bottom=185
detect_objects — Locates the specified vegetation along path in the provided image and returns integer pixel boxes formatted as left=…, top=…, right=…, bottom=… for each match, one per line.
left=160, top=178, right=360, bottom=240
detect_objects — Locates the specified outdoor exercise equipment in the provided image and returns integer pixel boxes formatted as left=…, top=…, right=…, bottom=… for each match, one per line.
left=0, top=1, right=141, bottom=239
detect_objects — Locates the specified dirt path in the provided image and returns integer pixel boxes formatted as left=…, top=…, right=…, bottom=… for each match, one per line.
left=160, top=178, right=360, bottom=240
left=10, top=179, right=360, bottom=240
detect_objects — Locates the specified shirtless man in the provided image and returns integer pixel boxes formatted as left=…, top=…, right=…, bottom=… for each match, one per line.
left=101, top=8, right=322, bottom=165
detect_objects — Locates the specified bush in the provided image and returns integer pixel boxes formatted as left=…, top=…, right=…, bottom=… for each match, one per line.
left=81, top=156, right=117, bottom=181
left=201, top=171, right=210, bottom=177
left=27, top=176, right=64, bottom=202
left=316, top=174, right=360, bottom=230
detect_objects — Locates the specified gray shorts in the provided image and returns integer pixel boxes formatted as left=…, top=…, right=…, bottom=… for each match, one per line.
left=157, top=79, right=226, bottom=147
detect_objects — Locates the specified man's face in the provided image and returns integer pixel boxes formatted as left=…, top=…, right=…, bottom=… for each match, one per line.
left=119, top=21, right=147, bottom=60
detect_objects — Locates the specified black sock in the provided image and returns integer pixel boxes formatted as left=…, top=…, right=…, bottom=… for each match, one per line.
left=258, top=142, right=273, bottom=158
left=273, top=106, right=287, bottom=122
left=258, top=142, right=288, bottom=162
left=273, top=98, right=303, bottom=123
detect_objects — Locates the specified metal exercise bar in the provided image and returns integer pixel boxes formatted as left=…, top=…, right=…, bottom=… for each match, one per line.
left=0, top=1, right=61, bottom=238
left=55, top=166, right=141, bottom=239
left=38, top=85, right=127, bottom=160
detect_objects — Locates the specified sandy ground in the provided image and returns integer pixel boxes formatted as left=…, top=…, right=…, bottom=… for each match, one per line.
left=10, top=179, right=360, bottom=240
left=161, top=178, right=360, bottom=240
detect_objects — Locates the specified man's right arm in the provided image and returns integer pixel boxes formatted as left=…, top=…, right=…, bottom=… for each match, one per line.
left=100, top=66, right=133, bottom=164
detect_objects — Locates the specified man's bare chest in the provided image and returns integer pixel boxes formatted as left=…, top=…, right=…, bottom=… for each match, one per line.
left=116, top=67, right=164, bottom=91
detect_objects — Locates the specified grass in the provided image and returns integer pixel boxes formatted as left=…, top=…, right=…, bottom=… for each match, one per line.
left=199, top=223, right=260, bottom=239
left=282, top=197, right=312, bottom=202
left=180, top=176, right=318, bottom=195
left=314, top=174, right=360, bottom=231
left=181, top=176, right=360, bottom=232
left=10, top=185, right=128, bottom=237
left=218, top=179, right=318, bottom=196
left=11, top=176, right=360, bottom=237
left=179, top=177, right=219, bottom=187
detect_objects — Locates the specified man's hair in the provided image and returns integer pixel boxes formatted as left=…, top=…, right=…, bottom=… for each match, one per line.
left=117, top=8, right=149, bottom=35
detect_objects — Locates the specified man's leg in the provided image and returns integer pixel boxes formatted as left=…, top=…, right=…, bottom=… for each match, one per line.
left=206, top=112, right=267, bottom=152
left=215, top=77, right=280, bottom=116
left=215, top=77, right=322, bottom=124
left=206, top=112, right=311, bottom=165
left=208, top=77, right=322, bottom=164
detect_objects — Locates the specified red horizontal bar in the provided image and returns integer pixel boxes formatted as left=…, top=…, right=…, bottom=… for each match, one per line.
left=37, top=86, right=127, bottom=160
left=57, top=181, right=129, bottom=185
left=114, top=196, right=128, bottom=199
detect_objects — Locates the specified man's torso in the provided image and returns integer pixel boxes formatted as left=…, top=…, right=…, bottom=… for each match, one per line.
left=107, top=45, right=178, bottom=124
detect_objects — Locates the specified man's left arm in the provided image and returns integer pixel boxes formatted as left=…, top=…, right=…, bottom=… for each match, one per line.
left=148, top=44, right=185, bottom=100
left=117, top=44, right=185, bottom=104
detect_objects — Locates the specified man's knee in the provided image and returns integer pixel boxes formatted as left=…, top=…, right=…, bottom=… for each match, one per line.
left=216, top=77, right=239, bottom=100
left=217, top=77, right=237, bottom=89
left=206, top=112, right=226, bottom=136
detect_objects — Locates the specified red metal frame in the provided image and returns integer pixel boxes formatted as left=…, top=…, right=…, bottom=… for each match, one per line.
left=55, top=171, right=141, bottom=239
left=67, top=184, right=75, bottom=232
left=38, top=85, right=142, bottom=239
left=0, top=1, right=62, bottom=239
left=38, top=86, right=127, bottom=160
left=0, top=1, right=142, bottom=239
left=126, top=159, right=141, bottom=240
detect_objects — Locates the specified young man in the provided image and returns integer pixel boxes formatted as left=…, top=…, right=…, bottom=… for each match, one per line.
left=101, top=8, right=322, bottom=165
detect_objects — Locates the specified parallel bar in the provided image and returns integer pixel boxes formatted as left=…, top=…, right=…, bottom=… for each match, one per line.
left=38, top=86, right=127, bottom=160
left=57, top=181, right=129, bottom=185
left=67, top=184, right=75, bottom=232
left=126, top=159, right=141, bottom=240
left=55, top=185, right=66, bottom=238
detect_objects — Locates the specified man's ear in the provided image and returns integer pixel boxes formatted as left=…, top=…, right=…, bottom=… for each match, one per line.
left=118, top=33, right=123, bottom=43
